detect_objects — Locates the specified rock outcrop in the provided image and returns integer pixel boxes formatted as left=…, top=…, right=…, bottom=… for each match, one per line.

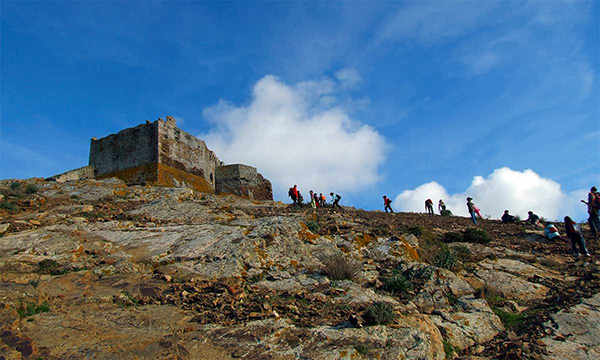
left=0, top=178, right=598, bottom=359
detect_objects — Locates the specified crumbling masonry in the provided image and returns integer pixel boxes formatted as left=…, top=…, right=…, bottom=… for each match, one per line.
left=48, top=116, right=272, bottom=200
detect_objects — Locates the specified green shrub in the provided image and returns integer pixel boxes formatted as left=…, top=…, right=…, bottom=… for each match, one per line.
left=25, top=184, right=38, bottom=194
left=442, top=231, right=463, bottom=243
left=37, top=259, right=62, bottom=275
left=382, top=270, right=412, bottom=294
left=305, top=220, right=320, bottom=233
left=435, top=246, right=457, bottom=270
left=0, top=199, right=17, bottom=211
left=364, top=302, right=395, bottom=325
left=321, top=253, right=362, bottom=281
left=354, top=344, right=369, bottom=355
left=17, top=301, right=50, bottom=318
left=443, top=340, right=456, bottom=359
left=452, top=244, right=472, bottom=263
left=407, top=226, right=423, bottom=237
left=440, top=209, right=453, bottom=217
left=10, top=182, right=21, bottom=190
left=463, top=227, right=491, bottom=244
left=514, top=215, right=521, bottom=222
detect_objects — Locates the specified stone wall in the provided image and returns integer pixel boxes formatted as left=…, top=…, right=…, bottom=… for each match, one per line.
left=89, top=121, right=159, bottom=179
left=46, top=165, right=95, bottom=183
left=157, top=117, right=221, bottom=188
left=215, top=164, right=273, bottom=200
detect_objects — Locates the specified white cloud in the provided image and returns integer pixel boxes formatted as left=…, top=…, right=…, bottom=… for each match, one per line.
left=394, top=167, right=589, bottom=221
left=200, top=74, right=387, bottom=199
left=335, top=68, right=361, bottom=89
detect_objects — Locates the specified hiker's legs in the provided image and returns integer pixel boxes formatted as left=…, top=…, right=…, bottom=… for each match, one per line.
left=470, top=212, right=478, bottom=225
left=588, top=215, right=600, bottom=237
left=575, top=234, right=590, bottom=255
left=570, top=235, right=581, bottom=255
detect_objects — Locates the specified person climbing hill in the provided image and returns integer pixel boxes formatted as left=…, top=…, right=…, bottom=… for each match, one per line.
left=501, top=210, right=516, bottom=224
left=319, top=193, right=326, bottom=207
left=425, top=199, right=434, bottom=215
left=383, top=196, right=394, bottom=213
left=564, top=216, right=590, bottom=258
left=330, top=192, right=342, bottom=209
left=438, top=199, right=446, bottom=214
left=543, top=222, right=567, bottom=242
left=525, top=211, right=542, bottom=227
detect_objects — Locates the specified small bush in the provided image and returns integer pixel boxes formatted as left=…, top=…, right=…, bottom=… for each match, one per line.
left=452, top=244, right=472, bottom=263
left=17, top=301, right=50, bottom=318
left=0, top=199, right=17, bottom=211
left=492, top=308, right=527, bottom=331
left=354, top=344, right=369, bottom=356
left=37, top=259, right=62, bottom=275
left=514, top=215, right=521, bottom=222
left=382, top=270, right=412, bottom=294
left=463, top=228, right=491, bottom=244
left=440, top=209, right=453, bottom=217
left=364, top=301, right=395, bottom=325
left=305, top=220, right=320, bottom=233
left=321, top=253, right=362, bottom=281
left=442, top=231, right=463, bottom=243
left=435, top=246, right=457, bottom=270
left=407, top=226, right=423, bottom=237
left=10, top=182, right=21, bottom=190
left=443, top=340, right=456, bottom=359
left=25, top=184, right=38, bottom=194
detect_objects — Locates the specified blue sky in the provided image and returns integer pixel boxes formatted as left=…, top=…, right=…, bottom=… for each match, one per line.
left=1, top=1, right=598, bottom=221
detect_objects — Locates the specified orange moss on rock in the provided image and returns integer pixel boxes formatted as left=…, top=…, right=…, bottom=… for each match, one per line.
left=96, top=163, right=214, bottom=193
left=390, top=238, right=420, bottom=261
left=354, top=233, right=376, bottom=249
left=298, top=223, right=318, bottom=244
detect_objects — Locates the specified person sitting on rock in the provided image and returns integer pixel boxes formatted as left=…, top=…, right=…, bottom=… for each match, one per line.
left=383, top=195, right=394, bottom=213
left=501, top=210, right=516, bottom=224
left=543, top=222, right=567, bottom=242
left=564, top=216, right=591, bottom=257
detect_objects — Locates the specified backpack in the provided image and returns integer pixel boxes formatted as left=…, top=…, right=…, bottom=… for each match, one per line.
left=593, top=192, right=600, bottom=209
left=336, top=194, right=341, bottom=201
left=288, top=188, right=293, bottom=197
left=548, top=226, right=558, bottom=233
left=572, top=222, right=581, bottom=233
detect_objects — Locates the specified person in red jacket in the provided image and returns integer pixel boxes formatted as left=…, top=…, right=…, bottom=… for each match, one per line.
left=425, top=199, right=434, bottom=215
left=383, top=196, right=394, bottom=213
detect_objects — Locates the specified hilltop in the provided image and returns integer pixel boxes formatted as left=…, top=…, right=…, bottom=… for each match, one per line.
left=0, top=178, right=598, bottom=359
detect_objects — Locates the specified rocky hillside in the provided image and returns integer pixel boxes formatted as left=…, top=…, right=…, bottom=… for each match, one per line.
left=0, top=178, right=598, bottom=359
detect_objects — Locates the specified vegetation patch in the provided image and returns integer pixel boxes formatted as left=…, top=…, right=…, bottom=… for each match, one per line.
left=435, top=246, right=457, bottom=270
left=381, top=270, right=412, bottom=294
left=321, top=253, right=361, bottom=281
left=407, top=226, right=424, bottom=237
left=440, top=209, right=453, bottom=217
left=36, top=259, right=62, bottom=275
left=0, top=199, right=17, bottom=211
left=305, top=220, right=320, bottom=233
left=492, top=308, right=527, bottom=331
left=463, top=227, right=491, bottom=244
left=442, top=231, right=463, bottom=243
left=10, top=182, right=22, bottom=190
left=25, top=184, right=39, bottom=194
left=443, top=340, right=456, bottom=359
left=17, top=301, right=50, bottom=318
left=354, top=344, right=369, bottom=356
left=364, top=301, right=395, bottom=325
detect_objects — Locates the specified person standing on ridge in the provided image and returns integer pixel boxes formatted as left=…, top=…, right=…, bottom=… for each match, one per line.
left=330, top=192, right=342, bottom=209
left=383, top=196, right=394, bottom=213
left=297, top=191, right=303, bottom=206
left=309, top=190, right=316, bottom=209
left=581, top=186, right=600, bottom=239
left=564, top=216, right=591, bottom=258
left=425, top=199, right=434, bottom=215
left=438, top=199, right=446, bottom=214
left=290, top=185, right=299, bottom=206
left=466, top=197, right=478, bottom=225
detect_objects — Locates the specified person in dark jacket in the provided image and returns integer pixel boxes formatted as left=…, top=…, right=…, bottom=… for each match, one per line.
left=425, top=199, right=434, bottom=215
left=581, top=186, right=600, bottom=239
left=501, top=210, right=515, bottom=224
left=330, top=192, right=342, bottom=209
left=564, top=216, right=590, bottom=257
left=525, top=211, right=542, bottom=227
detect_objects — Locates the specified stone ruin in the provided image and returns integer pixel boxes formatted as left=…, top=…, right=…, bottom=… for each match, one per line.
left=47, top=116, right=273, bottom=200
